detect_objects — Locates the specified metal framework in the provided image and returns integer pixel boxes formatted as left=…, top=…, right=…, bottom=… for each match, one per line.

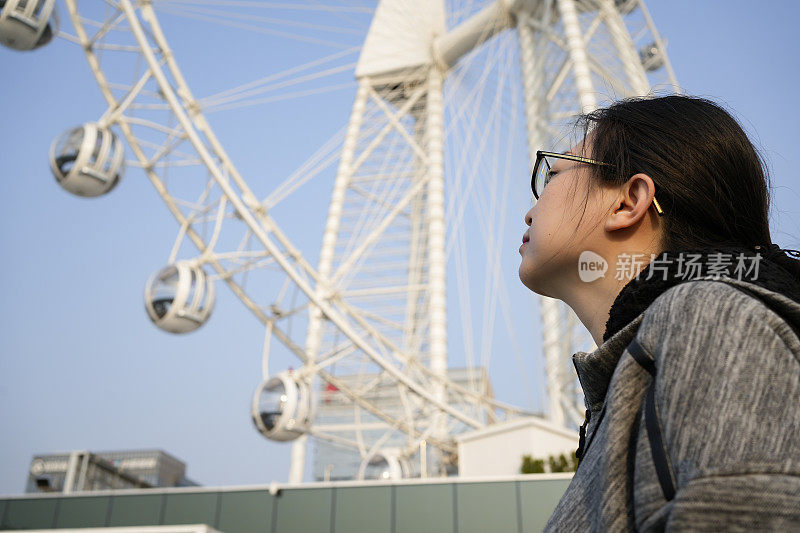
left=34, top=0, right=677, bottom=481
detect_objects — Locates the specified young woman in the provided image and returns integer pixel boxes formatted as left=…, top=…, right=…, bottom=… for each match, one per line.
left=518, top=95, right=800, bottom=531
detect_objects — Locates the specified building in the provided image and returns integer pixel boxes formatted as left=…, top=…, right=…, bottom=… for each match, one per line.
left=312, top=367, right=494, bottom=481
left=26, top=450, right=198, bottom=494
left=455, top=417, right=578, bottom=477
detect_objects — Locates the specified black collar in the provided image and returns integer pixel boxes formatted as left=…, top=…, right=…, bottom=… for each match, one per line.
left=603, top=246, right=800, bottom=343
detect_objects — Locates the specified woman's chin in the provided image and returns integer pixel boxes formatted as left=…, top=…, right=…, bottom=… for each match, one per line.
left=518, top=262, right=557, bottom=297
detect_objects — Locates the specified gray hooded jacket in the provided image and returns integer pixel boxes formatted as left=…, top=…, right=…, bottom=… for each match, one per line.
left=543, top=276, right=800, bottom=531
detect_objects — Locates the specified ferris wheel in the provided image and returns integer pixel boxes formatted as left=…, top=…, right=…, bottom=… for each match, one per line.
left=1, top=0, right=677, bottom=482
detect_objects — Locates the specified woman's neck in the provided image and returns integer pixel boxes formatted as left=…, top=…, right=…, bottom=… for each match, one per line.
left=561, top=274, right=630, bottom=347
left=556, top=246, right=657, bottom=347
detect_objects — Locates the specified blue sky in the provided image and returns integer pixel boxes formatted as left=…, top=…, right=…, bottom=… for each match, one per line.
left=1, top=0, right=798, bottom=493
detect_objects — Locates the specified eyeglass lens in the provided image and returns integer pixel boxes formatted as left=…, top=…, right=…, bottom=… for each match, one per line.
left=533, top=154, right=551, bottom=198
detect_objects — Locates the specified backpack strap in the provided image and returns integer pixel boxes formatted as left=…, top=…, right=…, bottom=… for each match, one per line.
left=627, top=338, right=677, bottom=501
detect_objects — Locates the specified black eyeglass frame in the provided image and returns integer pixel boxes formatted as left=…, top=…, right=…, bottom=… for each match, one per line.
left=531, top=150, right=665, bottom=216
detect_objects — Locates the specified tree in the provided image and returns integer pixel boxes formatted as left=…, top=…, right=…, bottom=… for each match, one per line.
left=521, top=452, right=578, bottom=474
left=520, top=454, right=545, bottom=474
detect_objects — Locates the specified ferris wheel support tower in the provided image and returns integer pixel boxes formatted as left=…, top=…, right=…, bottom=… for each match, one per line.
left=293, top=0, right=670, bottom=479
left=293, top=0, right=518, bottom=481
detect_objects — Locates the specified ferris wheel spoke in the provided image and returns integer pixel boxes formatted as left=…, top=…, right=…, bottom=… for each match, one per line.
left=152, top=0, right=374, bottom=15
left=396, top=384, right=418, bottom=440
left=98, top=71, right=155, bottom=125
left=580, top=9, right=606, bottom=43
left=351, top=371, right=390, bottom=398
left=204, top=82, right=359, bottom=113
left=587, top=56, right=631, bottom=95
left=153, top=5, right=356, bottom=49
left=129, top=136, right=196, bottom=167
left=158, top=4, right=366, bottom=36
left=144, top=138, right=197, bottom=167
left=452, top=221, right=477, bottom=394
left=362, top=426, right=403, bottom=461
left=140, top=157, right=203, bottom=169
left=55, top=28, right=83, bottom=44
left=342, top=284, right=428, bottom=299
left=474, top=96, right=519, bottom=376
left=305, top=427, right=362, bottom=452
left=340, top=304, right=406, bottom=333
left=121, top=116, right=186, bottom=146
left=262, top=129, right=347, bottom=210
left=128, top=101, right=172, bottom=110
left=442, top=40, right=512, bottom=247
left=78, top=15, right=115, bottom=29
left=202, top=46, right=360, bottom=102
left=312, top=343, right=361, bottom=372
left=170, top=196, right=217, bottom=223
left=90, top=41, right=143, bottom=52
left=84, top=10, right=125, bottom=47
left=205, top=250, right=273, bottom=266
left=139, top=136, right=198, bottom=168
left=264, top=298, right=312, bottom=323
left=200, top=63, right=359, bottom=111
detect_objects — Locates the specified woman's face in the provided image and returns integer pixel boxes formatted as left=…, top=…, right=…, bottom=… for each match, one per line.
left=519, top=136, right=612, bottom=297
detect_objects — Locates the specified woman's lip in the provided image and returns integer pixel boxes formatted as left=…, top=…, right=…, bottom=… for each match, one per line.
left=519, top=242, right=527, bottom=253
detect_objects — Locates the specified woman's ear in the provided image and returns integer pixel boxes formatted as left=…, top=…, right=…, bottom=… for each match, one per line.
left=604, top=173, right=656, bottom=232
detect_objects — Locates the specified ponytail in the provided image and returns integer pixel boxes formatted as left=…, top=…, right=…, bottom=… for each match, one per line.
left=756, top=244, right=800, bottom=281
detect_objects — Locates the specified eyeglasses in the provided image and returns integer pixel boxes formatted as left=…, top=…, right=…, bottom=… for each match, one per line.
left=531, top=150, right=665, bottom=217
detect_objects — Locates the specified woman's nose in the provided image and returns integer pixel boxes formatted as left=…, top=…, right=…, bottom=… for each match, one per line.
left=524, top=206, right=533, bottom=226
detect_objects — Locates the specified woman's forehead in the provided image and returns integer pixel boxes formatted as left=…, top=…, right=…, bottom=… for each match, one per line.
left=568, top=135, right=593, bottom=156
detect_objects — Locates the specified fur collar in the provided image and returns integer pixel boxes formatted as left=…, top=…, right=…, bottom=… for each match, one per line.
left=603, top=246, right=800, bottom=343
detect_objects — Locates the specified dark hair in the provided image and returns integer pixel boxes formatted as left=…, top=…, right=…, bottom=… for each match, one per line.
left=579, top=94, right=800, bottom=280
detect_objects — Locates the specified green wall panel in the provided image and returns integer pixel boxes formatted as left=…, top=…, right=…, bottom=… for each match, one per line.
left=107, top=493, right=164, bottom=527
left=0, top=478, right=570, bottom=532
left=518, top=478, right=570, bottom=532
left=456, top=482, right=519, bottom=533
left=163, top=492, right=219, bottom=526
left=395, top=483, right=455, bottom=533
left=2, top=498, right=58, bottom=530
left=273, top=487, right=332, bottom=533
left=334, top=486, right=391, bottom=533
left=55, top=496, right=111, bottom=528
left=217, top=490, right=273, bottom=533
